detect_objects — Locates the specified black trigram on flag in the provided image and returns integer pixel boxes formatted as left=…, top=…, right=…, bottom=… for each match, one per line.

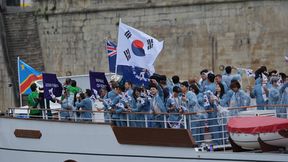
left=124, top=30, right=132, bottom=39
left=147, top=39, right=153, bottom=50
left=124, top=49, right=131, bottom=61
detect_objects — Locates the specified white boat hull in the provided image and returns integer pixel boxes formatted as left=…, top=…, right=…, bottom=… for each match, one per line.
left=229, top=133, right=260, bottom=150
left=260, top=132, right=288, bottom=149
left=1, top=117, right=288, bottom=162
left=229, top=132, right=288, bottom=150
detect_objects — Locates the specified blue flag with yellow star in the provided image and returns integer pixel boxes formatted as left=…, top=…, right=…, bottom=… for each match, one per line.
left=18, top=59, right=42, bottom=95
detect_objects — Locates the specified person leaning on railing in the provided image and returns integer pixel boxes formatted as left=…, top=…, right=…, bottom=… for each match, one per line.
left=203, top=73, right=224, bottom=145
left=55, top=87, right=74, bottom=120
left=248, top=73, right=269, bottom=110
left=220, top=80, right=251, bottom=116
left=127, top=87, right=150, bottom=128
left=109, top=86, right=127, bottom=127
left=180, top=81, right=204, bottom=144
left=166, top=86, right=187, bottom=129
left=278, top=77, right=288, bottom=118
left=268, top=77, right=281, bottom=110
left=75, top=91, right=92, bottom=121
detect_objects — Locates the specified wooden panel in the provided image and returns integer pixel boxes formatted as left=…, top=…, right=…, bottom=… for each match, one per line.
left=112, top=126, right=196, bottom=147
left=14, top=129, right=42, bottom=139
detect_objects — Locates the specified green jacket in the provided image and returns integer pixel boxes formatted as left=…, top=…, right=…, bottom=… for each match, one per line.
left=28, top=91, right=41, bottom=116
left=67, top=85, right=81, bottom=95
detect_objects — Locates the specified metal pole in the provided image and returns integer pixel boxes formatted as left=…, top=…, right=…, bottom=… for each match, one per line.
left=164, top=114, right=167, bottom=128
left=12, top=108, right=15, bottom=117
left=74, top=110, right=77, bottom=121
left=144, top=114, right=148, bottom=128
left=126, top=114, right=130, bottom=127
left=188, top=115, right=191, bottom=129
left=221, top=114, right=225, bottom=151
left=44, top=99, right=48, bottom=119
left=17, top=57, right=23, bottom=107
left=58, top=110, right=61, bottom=120
left=183, top=115, right=187, bottom=129
left=41, top=99, right=46, bottom=119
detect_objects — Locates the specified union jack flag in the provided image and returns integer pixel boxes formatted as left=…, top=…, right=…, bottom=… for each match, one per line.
left=106, top=40, right=117, bottom=57
left=106, top=40, right=117, bottom=73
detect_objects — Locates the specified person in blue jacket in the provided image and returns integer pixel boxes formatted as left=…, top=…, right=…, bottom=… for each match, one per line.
left=124, top=81, right=133, bottom=97
left=204, top=73, right=216, bottom=94
left=128, top=87, right=149, bottom=127
left=57, top=88, right=74, bottom=120
left=168, top=75, right=181, bottom=94
left=103, top=82, right=119, bottom=123
left=189, top=83, right=207, bottom=143
left=222, top=66, right=242, bottom=88
left=204, top=90, right=224, bottom=145
left=215, top=74, right=229, bottom=93
left=110, top=86, right=128, bottom=127
left=249, top=74, right=269, bottom=110
left=279, top=81, right=288, bottom=118
left=166, top=86, right=185, bottom=128
left=75, top=91, right=93, bottom=121
left=198, top=69, right=209, bottom=93
left=180, top=81, right=204, bottom=144
left=268, top=77, right=281, bottom=110
left=149, top=79, right=167, bottom=128
left=221, top=81, right=250, bottom=116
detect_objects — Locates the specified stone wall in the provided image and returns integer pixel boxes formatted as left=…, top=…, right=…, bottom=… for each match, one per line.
left=0, top=8, right=44, bottom=110
left=0, top=15, right=15, bottom=111
left=4, top=11, right=44, bottom=73
left=33, top=0, right=288, bottom=79
left=0, top=44, right=15, bottom=112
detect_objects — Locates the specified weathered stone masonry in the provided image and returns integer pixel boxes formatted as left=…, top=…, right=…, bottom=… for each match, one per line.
left=0, top=0, right=287, bottom=110
left=34, top=0, right=288, bottom=79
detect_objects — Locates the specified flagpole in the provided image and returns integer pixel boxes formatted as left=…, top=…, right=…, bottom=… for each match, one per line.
left=246, top=75, right=251, bottom=86
left=114, top=43, right=118, bottom=75
left=115, top=64, right=118, bottom=75
left=17, top=56, right=22, bottom=107
left=114, top=18, right=122, bottom=76
left=44, top=98, right=47, bottom=119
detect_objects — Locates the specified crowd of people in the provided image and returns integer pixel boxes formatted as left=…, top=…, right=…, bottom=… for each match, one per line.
left=27, top=65, right=288, bottom=145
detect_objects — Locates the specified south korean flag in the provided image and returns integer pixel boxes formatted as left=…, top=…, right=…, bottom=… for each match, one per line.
left=116, top=20, right=164, bottom=74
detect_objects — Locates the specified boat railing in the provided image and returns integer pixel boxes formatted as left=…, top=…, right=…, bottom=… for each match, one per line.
left=6, top=104, right=288, bottom=151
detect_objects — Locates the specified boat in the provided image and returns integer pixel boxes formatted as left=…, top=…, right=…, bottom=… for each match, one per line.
left=228, top=115, right=288, bottom=152
left=1, top=108, right=288, bottom=162
left=1, top=74, right=288, bottom=162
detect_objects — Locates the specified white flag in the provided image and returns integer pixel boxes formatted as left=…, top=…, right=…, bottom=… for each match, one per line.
left=238, top=68, right=255, bottom=78
left=116, top=20, right=164, bottom=74
left=262, top=73, right=268, bottom=84
left=244, top=69, right=255, bottom=78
